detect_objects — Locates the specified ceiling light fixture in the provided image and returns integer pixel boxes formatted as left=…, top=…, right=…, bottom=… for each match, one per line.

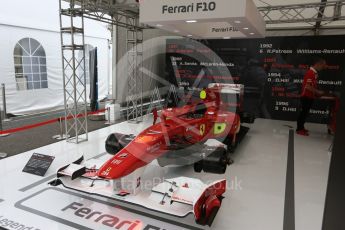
left=234, top=20, right=241, bottom=24
left=156, top=24, right=163, bottom=27
left=243, top=27, right=249, bottom=30
left=186, top=20, right=197, bottom=23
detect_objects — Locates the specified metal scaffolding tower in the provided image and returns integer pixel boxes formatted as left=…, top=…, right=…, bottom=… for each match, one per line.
left=126, top=20, right=143, bottom=123
left=59, top=0, right=148, bottom=142
left=258, top=0, right=345, bottom=25
left=59, top=0, right=88, bottom=143
left=80, top=0, right=142, bottom=28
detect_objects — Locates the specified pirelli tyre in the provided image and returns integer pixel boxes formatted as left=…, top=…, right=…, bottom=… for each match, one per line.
left=223, top=135, right=238, bottom=153
left=240, top=112, right=255, bottom=124
left=105, top=133, right=135, bottom=155
left=194, top=161, right=203, bottom=173
left=193, top=147, right=231, bottom=174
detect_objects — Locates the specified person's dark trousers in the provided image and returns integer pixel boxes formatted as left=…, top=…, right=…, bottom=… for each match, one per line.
left=297, top=97, right=314, bottom=131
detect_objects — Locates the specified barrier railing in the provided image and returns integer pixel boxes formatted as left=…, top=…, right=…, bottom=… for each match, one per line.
left=0, top=109, right=105, bottom=136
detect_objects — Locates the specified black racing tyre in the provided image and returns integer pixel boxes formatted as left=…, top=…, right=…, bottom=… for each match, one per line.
left=228, top=144, right=236, bottom=154
left=105, top=134, right=124, bottom=155
left=226, top=135, right=238, bottom=153
left=105, top=133, right=135, bottom=155
left=194, top=161, right=203, bottom=173
left=218, top=161, right=227, bottom=174
left=222, top=136, right=235, bottom=153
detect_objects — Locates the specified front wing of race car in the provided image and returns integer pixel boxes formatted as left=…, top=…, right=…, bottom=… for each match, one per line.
left=50, top=156, right=226, bottom=226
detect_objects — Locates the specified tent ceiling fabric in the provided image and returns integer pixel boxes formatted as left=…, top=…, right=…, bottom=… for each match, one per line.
left=63, top=0, right=345, bottom=30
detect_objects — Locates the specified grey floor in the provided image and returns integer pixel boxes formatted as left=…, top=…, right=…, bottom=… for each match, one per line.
left=0, top=118, right=333, bottom=230
left=0, top=110, right=117, bottom=157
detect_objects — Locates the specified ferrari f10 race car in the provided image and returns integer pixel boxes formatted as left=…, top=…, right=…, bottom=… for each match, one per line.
left=50, top=84, right=253, bottom=226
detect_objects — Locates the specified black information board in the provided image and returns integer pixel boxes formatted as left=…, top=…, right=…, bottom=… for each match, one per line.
left=22, top=153, right=55, bottom=177
left=166, top=36, right=345, bottom=123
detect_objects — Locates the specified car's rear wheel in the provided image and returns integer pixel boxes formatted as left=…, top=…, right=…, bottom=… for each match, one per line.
left=194, top=161, right=203, bottom=173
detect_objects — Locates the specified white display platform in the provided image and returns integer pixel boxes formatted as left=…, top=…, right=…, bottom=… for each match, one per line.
left=0, top=117, right=332, bottom=230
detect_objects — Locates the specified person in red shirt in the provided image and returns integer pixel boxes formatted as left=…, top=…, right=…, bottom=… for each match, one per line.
left=297, top=58, right=326, bottom=136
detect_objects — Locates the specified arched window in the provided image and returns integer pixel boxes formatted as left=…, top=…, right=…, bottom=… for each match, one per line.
left=78, top=44, right=94, bottom=85
left=14, top=38, right=48, bottom=90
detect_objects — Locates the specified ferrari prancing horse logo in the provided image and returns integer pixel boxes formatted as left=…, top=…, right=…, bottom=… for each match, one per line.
left=200, top=124, right=206, bottom=135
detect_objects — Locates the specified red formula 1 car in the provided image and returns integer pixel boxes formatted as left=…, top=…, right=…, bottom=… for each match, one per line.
left=51, top=84, right=249, bottom=226
left=104, top=83, right=246, bottom=176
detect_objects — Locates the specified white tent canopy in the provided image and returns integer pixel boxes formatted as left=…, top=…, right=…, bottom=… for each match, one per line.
left=0, top=0, right=111, bottom=115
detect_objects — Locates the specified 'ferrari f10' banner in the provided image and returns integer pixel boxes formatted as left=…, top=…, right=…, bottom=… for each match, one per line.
left=166, top=36, right=345, bottom=123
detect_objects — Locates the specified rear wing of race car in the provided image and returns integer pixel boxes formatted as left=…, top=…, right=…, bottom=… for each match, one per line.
left=208, top=83, right=255, bottom=123
left=206, top=83, right=244, bottom=114
left=208, top=83, right=244, bottom=95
